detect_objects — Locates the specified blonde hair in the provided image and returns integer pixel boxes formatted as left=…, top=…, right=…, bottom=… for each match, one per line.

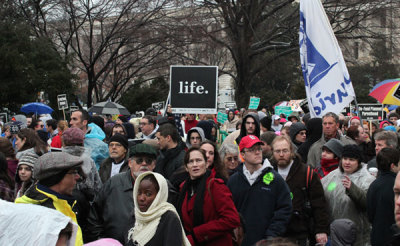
left=57, top=120, right=69, bottom=132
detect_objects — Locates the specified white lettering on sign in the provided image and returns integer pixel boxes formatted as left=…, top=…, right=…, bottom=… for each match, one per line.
left=178, top=81, right=208, bottom=94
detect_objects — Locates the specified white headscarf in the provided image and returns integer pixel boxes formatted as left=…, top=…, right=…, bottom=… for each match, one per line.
left=128, top=171, right=191, bottom=246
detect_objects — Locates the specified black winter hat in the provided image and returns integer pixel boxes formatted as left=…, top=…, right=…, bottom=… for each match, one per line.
left=108, top=133, right=129, bottom=150
left=341, top=144, right=362, bottom=161
left=289, top=122, right=307, bottom=142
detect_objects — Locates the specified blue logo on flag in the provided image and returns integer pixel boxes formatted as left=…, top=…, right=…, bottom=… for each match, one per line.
left=300, top=12, right=338, bottom=89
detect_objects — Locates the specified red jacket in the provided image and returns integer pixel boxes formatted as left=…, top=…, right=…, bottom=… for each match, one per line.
left=50, top=132, right=62, bottom=148
left=181, top=176, right=240, bottom=246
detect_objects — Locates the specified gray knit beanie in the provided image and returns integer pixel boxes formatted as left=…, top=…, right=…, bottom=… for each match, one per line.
left=323, top=139, right=344, bottom=158
left=17, top=151, right=39, bottom=169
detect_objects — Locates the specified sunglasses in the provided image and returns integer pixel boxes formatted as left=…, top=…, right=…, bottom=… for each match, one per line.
left=134, top=157, right=154, bottom=165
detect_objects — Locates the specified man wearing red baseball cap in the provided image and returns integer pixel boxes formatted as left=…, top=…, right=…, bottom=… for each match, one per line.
left=227, top=135, right=292, bottom=246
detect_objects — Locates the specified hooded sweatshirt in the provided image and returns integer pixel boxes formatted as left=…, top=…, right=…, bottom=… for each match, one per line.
left=186, top=127, right=206, bottom=148
left=289, top=122, right=307, bottom=148
left=235, top=113, right=260, bottom=145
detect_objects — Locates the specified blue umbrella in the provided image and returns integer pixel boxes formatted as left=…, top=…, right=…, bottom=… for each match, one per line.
left=21, top=102, right=53, bottom=115
left=388, top=105, right=399, bottom=111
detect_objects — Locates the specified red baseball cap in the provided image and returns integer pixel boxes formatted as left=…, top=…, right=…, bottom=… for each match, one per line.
left=239, top=135, right=264, bottom=152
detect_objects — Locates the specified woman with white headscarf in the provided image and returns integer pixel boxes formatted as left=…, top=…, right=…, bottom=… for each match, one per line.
left=127, top=171, right=190, bottom=246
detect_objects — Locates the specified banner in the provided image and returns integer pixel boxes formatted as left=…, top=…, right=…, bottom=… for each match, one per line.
left=170, top=66, right=218, bottom=114
left=275, top=106, right=293, bottom=118
left=300, top=0, right=355, bottom=118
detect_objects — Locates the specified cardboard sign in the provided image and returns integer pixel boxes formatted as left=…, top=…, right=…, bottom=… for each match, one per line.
left=275, top=106, right=293, bottom=118
left=217, top=112, right=228, bottom=124
left=170, top=66, right=218, bottom=114
left=358, top=104, right=383, bottom=120
left=57, top=94, right=68, bottom=110
left=248, top=97, right=260, bottom=109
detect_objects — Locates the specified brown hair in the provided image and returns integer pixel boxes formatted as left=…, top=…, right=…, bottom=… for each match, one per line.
left=200, top=140, right=228, bottom=180
left=270, top=136, right=296, bottom=162
left=184, top=147, right=207, bottom=166
left=0, top=137, right=16, bottom=159
left=17, top=128, right=47, bottom=154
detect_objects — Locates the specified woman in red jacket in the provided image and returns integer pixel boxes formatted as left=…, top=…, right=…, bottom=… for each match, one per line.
left=177, top=147, right=240, bottom=246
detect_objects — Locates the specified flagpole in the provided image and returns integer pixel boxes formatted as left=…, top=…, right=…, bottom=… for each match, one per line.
left=163, top=93, right=170, bottom=116
left=353, top=96, right=363, bottom=124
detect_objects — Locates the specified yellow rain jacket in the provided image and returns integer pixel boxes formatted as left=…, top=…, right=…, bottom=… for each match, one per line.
left=15, top=184, right=83, bottom=246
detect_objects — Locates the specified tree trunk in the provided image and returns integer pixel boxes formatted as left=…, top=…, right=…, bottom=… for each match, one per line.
left=87, top=71, right=95, bottom=108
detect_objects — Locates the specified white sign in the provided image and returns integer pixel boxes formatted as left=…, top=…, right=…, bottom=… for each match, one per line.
left=57, top=94, right=68, bottom=110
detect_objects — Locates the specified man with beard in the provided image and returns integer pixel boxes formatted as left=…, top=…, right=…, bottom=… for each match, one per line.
left=87, top=144, right=159, bottom=243
left=271, top=136, right=329, bottom=246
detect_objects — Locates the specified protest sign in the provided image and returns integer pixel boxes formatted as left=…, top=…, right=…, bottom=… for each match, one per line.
left=275, top=106, right=293, bottom=118
left=217, top=112, right=228, bottom=124
left=248, top=97, right=260, bottom=109
left=358, top=104, right=383, bottom=120
left=152, top=101, right=164, bottom=111
left=57, top=94, right=68, bottom=110
left=170, top=66, right=218, bottom=114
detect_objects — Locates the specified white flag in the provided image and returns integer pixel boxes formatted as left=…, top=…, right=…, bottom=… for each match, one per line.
left=300, top=0, right=355, bottom=118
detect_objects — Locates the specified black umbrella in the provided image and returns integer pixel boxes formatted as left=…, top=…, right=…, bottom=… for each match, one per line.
left=88, top=101, right=130, bottom=115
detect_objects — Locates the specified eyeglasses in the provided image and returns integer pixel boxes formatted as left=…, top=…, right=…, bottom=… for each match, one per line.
left=245, top=146, right=262, bottom=153
left=134, top=157, right=154, bottom=165
left=273, top=149, right=290, bottom=154
left=226, top=156, right=238, bottom=162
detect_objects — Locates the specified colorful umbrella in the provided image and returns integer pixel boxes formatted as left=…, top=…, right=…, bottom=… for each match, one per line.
left=369, top=78, right=400, bottom=105
left=21, top=102, right=53, bottom=115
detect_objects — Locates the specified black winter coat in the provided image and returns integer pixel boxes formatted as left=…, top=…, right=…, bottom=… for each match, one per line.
left=87, top=171, right=135, bottom=243
left=155, top=142, right=185, bottom=180
left=227, top=164, right=292, bottom=246
left=367, top=171, right=397, bottom=246
left=125, top=211, right=184, bottom=246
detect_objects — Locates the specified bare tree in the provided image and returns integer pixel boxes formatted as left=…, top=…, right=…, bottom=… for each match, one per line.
left=172, top=0, right=400, bottom=107
left=17, top=0, right=178, bottom=107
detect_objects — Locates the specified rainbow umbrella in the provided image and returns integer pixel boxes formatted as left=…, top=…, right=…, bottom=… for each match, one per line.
left=369, top=78, right=400, bottom=105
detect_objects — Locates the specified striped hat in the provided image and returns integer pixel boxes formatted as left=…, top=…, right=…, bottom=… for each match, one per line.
left=18, top=151, right=39, bottom=169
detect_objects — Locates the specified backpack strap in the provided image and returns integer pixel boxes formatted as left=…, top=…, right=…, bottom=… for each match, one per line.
left=306, top=166, right=314, bottom=189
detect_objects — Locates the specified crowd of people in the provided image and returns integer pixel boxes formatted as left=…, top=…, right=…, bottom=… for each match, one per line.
left=1, top=106, right=400, bottom=246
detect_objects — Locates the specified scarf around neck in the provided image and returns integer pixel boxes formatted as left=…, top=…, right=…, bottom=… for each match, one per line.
left=128, top=171, right=190, bottom=246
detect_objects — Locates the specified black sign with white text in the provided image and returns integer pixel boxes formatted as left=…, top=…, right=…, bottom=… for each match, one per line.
left=358, top=103, right=383, bottom=120
left=170, top=66, right=218, bottom=114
